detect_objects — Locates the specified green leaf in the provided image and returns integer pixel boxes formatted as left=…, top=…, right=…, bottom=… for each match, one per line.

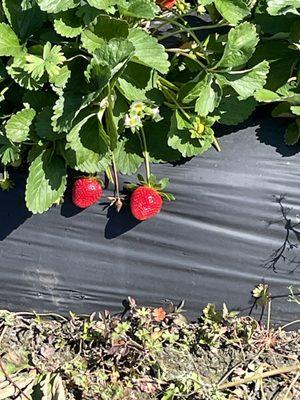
left=214, top=0, right=251, bottom=24
left=81, top=15, right=129, bottom=53
left=50, top=65, right=71, bottom=89
left=0, top=133, right=20, bottom=165
left=0, top=59, right=6, bottom=82
left=36, top=0, right=80, bottom=14
left=76, top=4, right=100, bottom=25
left=195, top=80, right=221, bottom=116
left=85, top=59, right=111, bottom=91
left=52, top=91, right=98, bottom=133
left=168, top=111, right=214, bottom=157
left=118, top=0, right=159, bottom=19
left=84, top=15, right=128, bottom=47
left=254, top=0, right=298, bottom=34
left=272, top=102, right=293, bottom=117
left=54, top=11, right=83, bottom=38
left=284, top=120, right=300, bottom=145
left=93, top=38, right=135, bottom=74
left=7, top=51, right=46, bottom=91
left=84, top=38, right=134, bottom=97
left=65, top=114, right=110, bottom=173
left=267, top=0, right=300, bottom=16
left=0, top=23, right=21, bottom=57
left=23, top=91, right=56, bottom=112
left=5, top=107, right=36, bottom=143
left=2, top=0, right=45, bottom=40
left=35, top=107, right=62, bottom=140
left=215, top=89, right=257, bottom=125
left=216, top=61, right=270, bottom=99
left=145, top=108, right=181, bottom=163
left=25, top=149, right=67, bottom=214
left=128, top=28, right=170, bottom=74
left=117, top=63, right=158, bottom=102
left=24, top=42, right=66, bottom=80
left=249, top=40, right=298, bottom=92
left=86, top=0, right=116, bottom=10
left=291, top=106, right=300, bottom=116
left=114, top=137, right=143, bottom=175
left=216, top=22, right=259, bottom=69
left=81, top=29, right=105, bottom=53
left=254, top=88, right=281, bottom=102
left=180, top=73, right=222, bottom=116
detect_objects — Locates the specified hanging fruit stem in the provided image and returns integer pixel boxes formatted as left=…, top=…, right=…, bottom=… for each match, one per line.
left=111, top=152, right=120, bottom=199
left=140, top=127, right=151, bottom=184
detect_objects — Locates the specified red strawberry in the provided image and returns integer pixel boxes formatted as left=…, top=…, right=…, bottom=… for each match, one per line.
left=72, top=177, right=103, bottom=209
left=130, top=186, right=163, bottom=221
left=157, top=0, right=176, bottom=9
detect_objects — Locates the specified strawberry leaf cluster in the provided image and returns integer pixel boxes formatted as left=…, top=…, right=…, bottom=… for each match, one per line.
left=0, top=0, right=299, bottom=214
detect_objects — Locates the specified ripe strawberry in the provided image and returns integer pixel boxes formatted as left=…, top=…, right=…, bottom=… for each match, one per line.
left=72, top=177, right=103, bottom=209
left=130, top=186, right=163, bottom=221
left=157, top=0, right=176, bottom=10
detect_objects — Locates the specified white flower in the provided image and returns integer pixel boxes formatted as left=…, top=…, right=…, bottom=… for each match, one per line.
left=131, top=101, right=145, bottom=116
left=149, top=106, right=162, bottom=122
left=124, top=114, right=143, bottom=131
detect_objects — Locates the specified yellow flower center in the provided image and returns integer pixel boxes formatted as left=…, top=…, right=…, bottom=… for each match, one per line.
left=133, top=103, right=144, bottom=114
left=195, top=122, right=205, bottom=135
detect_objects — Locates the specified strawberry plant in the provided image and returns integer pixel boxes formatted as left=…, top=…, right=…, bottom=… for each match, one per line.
left=0, top=0, right=299, bottom=216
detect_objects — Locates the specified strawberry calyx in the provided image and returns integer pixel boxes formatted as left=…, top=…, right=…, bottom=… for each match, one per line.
left=76, top=174, right=103, bottom=186
left=125, top=174, right=175, bottom=202
left=0, top=172, right=14, bottom=191
left=107, top=195, right=126, bottom=213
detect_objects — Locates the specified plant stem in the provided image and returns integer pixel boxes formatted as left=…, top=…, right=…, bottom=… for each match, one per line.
left=157, top=22, right=230, bottom=42
left=166, top=48, right=207, bottom=69
left=281, top=319, right=300, bottom=330
left=218, top=363, right=300, bottom=390
left=140, top=127, right=151, bottom=184
left=163, top=101, right=194, bottom=110
left=213, top=137, right=221, bottom=152
left=267, top=299, right=271, bottom=331
left=66, top=54, right=90, bottom=62
left=158, top=17, right=202, bottom=47
left=283, top=371, right=300, bottom=400
left=0, top=359, right=33, bottom=400
left=161, top=85, right=221, bottom=153
left=208, top=66, right=259, bottom=74
left=158, top=76, right=179, bottom=91
left=111, top=152, right=120, bottom=198
left=161, top=85, right=190, bottom=119
left=152, top=8, right=199, bottom=35
left=15, top=311, right=68, bottom=321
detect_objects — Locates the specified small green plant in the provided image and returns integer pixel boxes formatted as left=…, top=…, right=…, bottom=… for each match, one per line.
left=0, top=294, right=299, bottom=399
left=288, top=285, right=300, bottom=306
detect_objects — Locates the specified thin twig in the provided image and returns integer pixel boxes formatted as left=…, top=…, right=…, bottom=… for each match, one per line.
left=0, top=326, right=32, bottom=400
left=218, top=363, right=300, bottom=390
left=14, top=311, right=68, bottom=321
left=0, top=325, right=7, bottom=344
left=267, top=299, right=272, bottom=331
left=0, top=360, right=32, bottom=400
left=282, top=371, right=300, bottom=400
left=281, top=320, right=300, bottom=330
